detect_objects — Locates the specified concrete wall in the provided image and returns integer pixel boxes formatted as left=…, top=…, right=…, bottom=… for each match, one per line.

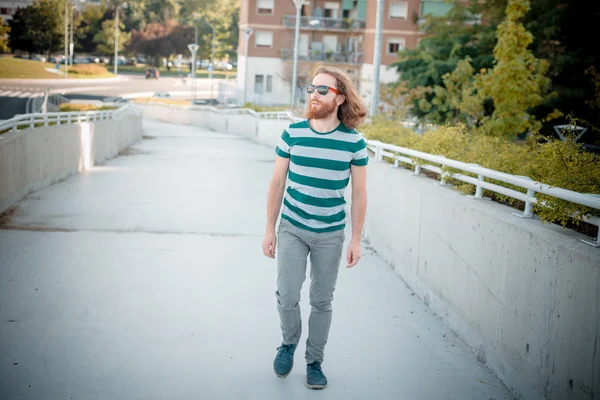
left=364, top=161, right=600, bottom=400
left=138, top=104, right=600, bottom=400
left=139, top=104, right=287, bottom=149
left=0, top=113, right=143, bottom=214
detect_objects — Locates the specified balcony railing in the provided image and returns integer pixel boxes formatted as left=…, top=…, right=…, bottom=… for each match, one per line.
left=282, top=15, right=366, bottom=30
left=280, top=48, right=363, bottom=65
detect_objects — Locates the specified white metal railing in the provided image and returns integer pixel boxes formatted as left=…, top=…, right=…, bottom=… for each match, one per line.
left=0, top=103, right=140, bottom=135
left=367, top=140, right=600, bottom=247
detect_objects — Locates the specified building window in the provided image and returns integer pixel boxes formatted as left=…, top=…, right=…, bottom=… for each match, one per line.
left=387, top=38, right=405, bottom=54
left=255, top=31, right=273, bottom=48
left=257, top=0, right=274, bottom=15
left=266, top=75, right=273, bottom=93
left=301, top=5, right=308, bottom=16
left=389, top=1, right=408, bottom=19
left=255, top=75, right=264, bottom=94
left=324, top=1, right=339, bottom=18
left=0, top=8, right=10, bottom=15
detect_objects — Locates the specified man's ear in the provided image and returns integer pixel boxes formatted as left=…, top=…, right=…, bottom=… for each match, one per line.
left=337, top=95, right=346, bottom=106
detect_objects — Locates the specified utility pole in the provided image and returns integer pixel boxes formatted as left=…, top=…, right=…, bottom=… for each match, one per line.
left=64, top=0, right=68, bottom=78
left=69, top=1, right=75, bottom=68
left=370, top=0, right=384, bottom=117
left=114, top=3, right=119, bottom=75
left=291, top=0, right=306, bottom=107
left=210, top=26, right=215, bottom=103
left=242, top=27, right=253, bottom=105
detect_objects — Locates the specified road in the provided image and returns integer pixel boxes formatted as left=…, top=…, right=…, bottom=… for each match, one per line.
left=0, top=74, right=232, bottom=120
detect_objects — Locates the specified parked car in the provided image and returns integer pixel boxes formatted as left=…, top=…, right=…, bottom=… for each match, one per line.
left=146, top=68, right=160, bottom=79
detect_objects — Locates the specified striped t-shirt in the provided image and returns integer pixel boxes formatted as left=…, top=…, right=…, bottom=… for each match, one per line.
left=275, top=119, right=369, bottom=233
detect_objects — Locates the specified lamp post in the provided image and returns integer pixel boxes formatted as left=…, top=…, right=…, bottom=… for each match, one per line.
left=370, top=0, right=384, bottom=116
left=188, top=43, right=199, bottom=101
left=64, top=0, right=68, bottom=78
left=242, top=27, right=253, bottom=105
left=114, top=3, right=119, bottom=75
left=69, top=0, right=76, bottom=68
left=291, top=0, right=307, bottom=107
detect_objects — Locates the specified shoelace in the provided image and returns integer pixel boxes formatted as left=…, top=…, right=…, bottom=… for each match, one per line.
left=277, top=344, right=295, bottom=355
left=307, top=363, right=323, bottom=375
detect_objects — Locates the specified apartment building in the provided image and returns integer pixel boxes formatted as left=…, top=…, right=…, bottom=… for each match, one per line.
left=0, top=0, right=33, bottom=22
left=1, top=0, right=100, bottom=22
left=237, top=0, right=453, bottom=108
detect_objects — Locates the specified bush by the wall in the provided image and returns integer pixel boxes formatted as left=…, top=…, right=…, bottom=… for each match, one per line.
left=359, top=116, right=600, bottom=227
left=59, top=104, right=118, bottom=112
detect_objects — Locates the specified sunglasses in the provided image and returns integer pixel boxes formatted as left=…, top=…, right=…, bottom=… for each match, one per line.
left=306, top=84, right=340, bottom=95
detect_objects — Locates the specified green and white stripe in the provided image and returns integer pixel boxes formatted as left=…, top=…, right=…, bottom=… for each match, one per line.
left=275, top=119, right=368, bottom=233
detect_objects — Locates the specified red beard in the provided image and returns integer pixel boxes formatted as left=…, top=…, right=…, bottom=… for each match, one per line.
left=306, top=98, right=337, bottom=120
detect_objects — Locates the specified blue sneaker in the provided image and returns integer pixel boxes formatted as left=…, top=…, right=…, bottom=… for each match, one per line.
left=306, top=361, right=327, bottom=389
left=273, top=344, right=296, bottom=378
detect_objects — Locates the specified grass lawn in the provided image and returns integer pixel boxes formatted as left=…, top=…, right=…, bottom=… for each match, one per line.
left=117, top=65, right=237, bottom=79
left=0, top=57, right=115, bottom=79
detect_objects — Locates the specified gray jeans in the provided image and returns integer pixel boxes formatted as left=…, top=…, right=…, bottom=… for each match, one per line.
left=275, top=218, right=345, bottom=365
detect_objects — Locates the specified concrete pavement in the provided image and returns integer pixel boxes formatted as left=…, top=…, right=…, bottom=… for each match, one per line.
left=0, top=119, right=515, bottom=400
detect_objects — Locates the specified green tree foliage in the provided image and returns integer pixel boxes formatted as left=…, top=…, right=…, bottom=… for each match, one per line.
left=389, top=0, right=600, bottom=142
left=8, top=0, right=64, bottom=57
left=466, top=0, right=559, bottom=137
left=93, top=13, right=131, bottom=55
left=0, top=23, right=10, bottom=54
left=390, top=0, right=503, bottom=122
left=75, top=4, right=106, bottom=53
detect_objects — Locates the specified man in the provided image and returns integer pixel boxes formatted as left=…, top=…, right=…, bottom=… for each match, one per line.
left=262, top=66, right=368, bottom=389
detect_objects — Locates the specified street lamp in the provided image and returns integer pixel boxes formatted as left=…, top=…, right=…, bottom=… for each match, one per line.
left=370, top=0, right=384, bottom=116
left=242, top=27, right=253, bottom=105
left=291, top=0, right=307, bottom=107
left=113, top=1, right=128, bottom=75
left=188, top=43, right=199, bottom=101
left=64, top=0, right=68, bottom=78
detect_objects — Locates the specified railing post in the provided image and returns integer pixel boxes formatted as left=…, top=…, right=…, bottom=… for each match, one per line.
left=30, top=116, right=34, bottom=129
left=68, top=113, right=72, bottom=124
left=44, top=114, right=48, bottom=127
left=375, top=144, right=382, bottom=162
left=475, top=174, right=484, bottom=198
left=414, top=164, right=421, bottom=175
left=523, top=188, right=535, bottom=218
left=394, top=156, right=399, bottom=168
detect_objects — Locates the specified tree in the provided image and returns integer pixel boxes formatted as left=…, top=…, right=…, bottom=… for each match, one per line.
left=93, top=15, right=130, bottom=55
left=389, top=0, right=504, bottom=123
left=8, top=0, right=64, bottom=58
left=465, top=0, right=559, bottom=137
left=75, top=3, right=105, bottom=54
left=128, top=20, right=195, bottom=65
left=0, top=23, right=11, bottom=54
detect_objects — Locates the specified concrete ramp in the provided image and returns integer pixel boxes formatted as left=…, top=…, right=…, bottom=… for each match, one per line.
left=0, top=119, right=514, bottom=400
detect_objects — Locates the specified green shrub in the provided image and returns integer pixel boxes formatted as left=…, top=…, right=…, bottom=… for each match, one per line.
left=70, top=64, right=109, bottom=75
left=59, top=104, right=118, bottom=112
left=359, top=117, right=600, bottom=226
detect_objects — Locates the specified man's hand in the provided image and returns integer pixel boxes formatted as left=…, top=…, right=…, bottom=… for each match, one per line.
left=346, top=238, right=361, bottom=268
left=262, top=230, right=277, bottom=259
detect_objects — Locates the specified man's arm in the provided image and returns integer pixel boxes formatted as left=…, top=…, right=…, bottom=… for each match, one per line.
left=262, top=155, right=290, bottom=258
left=346, top=164, right=367, bottom=268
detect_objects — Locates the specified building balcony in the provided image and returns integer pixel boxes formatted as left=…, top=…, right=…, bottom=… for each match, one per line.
left=280, top=48, right=363, bottom=65
left=282, top=15, right=366, bottom=31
